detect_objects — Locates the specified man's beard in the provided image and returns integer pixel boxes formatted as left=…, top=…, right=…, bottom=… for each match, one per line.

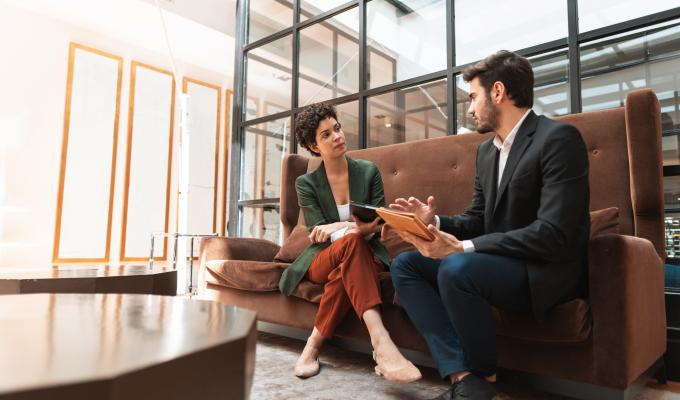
left=476, top=99, right=500, bottom=134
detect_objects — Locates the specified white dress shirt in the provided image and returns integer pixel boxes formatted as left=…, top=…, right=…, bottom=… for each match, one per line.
left=436, top=109, right=532, bottom=253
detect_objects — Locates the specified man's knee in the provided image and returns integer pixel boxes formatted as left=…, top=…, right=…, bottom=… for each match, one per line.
left=437, top=253, right=477, bottom=292
left=390, top=251, right=422, bottom=283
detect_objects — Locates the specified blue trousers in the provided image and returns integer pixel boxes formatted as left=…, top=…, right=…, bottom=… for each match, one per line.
left=391, top=251, right=532, bottom=379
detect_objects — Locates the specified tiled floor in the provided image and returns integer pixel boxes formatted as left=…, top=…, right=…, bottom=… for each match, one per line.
left=251, top=332, right=680, bottom=400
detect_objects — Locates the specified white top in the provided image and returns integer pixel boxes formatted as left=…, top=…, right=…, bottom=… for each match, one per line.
left=330, top=204, right=351, bottom=242
left=337, top=203, right=350, bottom=221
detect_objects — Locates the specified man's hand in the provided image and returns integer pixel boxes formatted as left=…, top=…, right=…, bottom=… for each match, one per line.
left=389, top=196, right=437, bottom=226
left=309, top=222, right=350, bottom=243
left=348, top=216, right=382, bottom=236
left=398, top=224, right=463, bottom=259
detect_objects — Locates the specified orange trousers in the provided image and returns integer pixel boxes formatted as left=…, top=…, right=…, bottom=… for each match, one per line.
left=306, top=233, right=385, bottom=338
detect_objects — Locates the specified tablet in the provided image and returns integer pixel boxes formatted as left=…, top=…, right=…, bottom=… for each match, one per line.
left=349, top=201, right=381, bottom=223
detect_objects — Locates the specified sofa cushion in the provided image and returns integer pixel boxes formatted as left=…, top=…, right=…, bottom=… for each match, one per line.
left=274, top=224, right=311, bottom=262
left=590, top=207, right=619, bottom=238
left=493, top=299, right=592, bottom=344
left=206, top=260, right=287, bottom=291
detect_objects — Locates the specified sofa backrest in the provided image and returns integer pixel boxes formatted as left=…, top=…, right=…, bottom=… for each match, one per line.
left=280, top=89, right=664, bottom=258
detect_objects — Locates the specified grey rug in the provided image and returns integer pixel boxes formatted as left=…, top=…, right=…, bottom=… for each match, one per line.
left=251, top=332, right=679, bottom=400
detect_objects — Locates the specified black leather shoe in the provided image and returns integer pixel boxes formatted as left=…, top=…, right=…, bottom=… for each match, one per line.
left=429, top=384, right=455, bottom=400
left=430, top=374, right=508, bottom=400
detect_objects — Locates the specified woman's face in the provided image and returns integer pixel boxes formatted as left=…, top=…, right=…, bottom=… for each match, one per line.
left=309, top=117, right=346, bottom=158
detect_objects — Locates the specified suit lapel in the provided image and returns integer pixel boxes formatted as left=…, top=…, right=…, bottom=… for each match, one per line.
left=493, top=111, right=539, bottom=212
left=347, top=157, right=364, bottom=203
left=313, top=162, right=340, bottom=222
left=483, top=144, right=499, bottom=231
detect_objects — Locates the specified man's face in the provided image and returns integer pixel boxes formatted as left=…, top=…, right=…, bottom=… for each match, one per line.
left=467, top=77, right=500, bottom=134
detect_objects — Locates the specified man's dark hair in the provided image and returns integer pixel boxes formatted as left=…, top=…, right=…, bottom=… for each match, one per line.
left=462, top=50, right=534, bottom=108
left=295, top=102, right=338, bottom=157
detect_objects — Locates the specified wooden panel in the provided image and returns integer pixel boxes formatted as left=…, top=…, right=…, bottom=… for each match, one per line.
left=120, top=61, right=175, bottom=261
left=181, top=77, right=221, bottom=253
left=53, top=43, right=123, bottom=263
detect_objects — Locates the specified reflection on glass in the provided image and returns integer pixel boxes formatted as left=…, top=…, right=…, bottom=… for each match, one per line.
left=665, top=176, right=680, bottom=261
left=455, top=50, right=569, bottom=133
left=581, top=24, right=680, bottom=165
left=337, top=100, right=360, bottom=151
left=295, top=100, right=359, bottom=158
left=530, top=50, right=569, bottom=117
left=241, top=118, right=291, bottom=201
left=455, top=0, right=567, bottom=65
left=241, top=205, right=282, bottom=244
left=368, top=79, right=447, bottom=147
left=579, top=0, right=678, bottom=33
left=299, top=8, right=359, bottom=105
left=248, top=0, right=293, bottom=44
left=367, top=0, right=446, bottom=88
left=301, top=0, right=351, bottom=21
left=245, top=36, right=292, bottom=120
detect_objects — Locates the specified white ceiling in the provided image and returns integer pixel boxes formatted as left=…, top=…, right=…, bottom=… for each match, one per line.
left=2, top=0, right=237, bottom=78
left=139, top=0, right=236, bottom=37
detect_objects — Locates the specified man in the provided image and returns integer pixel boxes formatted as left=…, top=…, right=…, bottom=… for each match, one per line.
left=390, top=50, right=590, bottom=400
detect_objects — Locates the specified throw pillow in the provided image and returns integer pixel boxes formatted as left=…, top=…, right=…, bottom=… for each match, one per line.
left=274, top=224, right=311, bottom=262
left=589, top=207, right=619, bottom=238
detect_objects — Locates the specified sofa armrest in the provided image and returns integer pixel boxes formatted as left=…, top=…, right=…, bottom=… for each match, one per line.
left=588, top=233, right=666, bottom=387
left=199, top=236, right=281, bottom=264
left=196, top=237, right=281, bottom=297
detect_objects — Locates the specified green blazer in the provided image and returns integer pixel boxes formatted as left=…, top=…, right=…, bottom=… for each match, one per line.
left=278, top=157, right=390, bottom=296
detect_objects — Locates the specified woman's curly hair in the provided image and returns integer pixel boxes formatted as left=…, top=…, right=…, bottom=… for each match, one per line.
left=295, top=103, right=338, bottom=157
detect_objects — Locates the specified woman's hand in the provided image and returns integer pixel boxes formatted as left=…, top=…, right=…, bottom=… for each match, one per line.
left=308, top=222, right=351, bottom=243
left=388, top=195, right=437, bottom=225
left=347, top=216, right=382, bottom=236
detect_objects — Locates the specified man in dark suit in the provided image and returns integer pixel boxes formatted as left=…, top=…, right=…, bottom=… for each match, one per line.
left=390, top=50, right=590, bottom=400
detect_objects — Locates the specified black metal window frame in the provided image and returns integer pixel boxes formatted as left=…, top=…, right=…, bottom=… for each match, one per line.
left=228, top=0, right=680, bottom=236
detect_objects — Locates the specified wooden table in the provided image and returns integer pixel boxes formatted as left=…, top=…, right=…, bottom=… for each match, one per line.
left=0, top=265, right=176, bottom=295
left=0, top=293, right=257, bottom=400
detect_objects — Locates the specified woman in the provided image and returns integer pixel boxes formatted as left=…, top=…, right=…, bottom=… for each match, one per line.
left=278, top=103, right=421, bottom=384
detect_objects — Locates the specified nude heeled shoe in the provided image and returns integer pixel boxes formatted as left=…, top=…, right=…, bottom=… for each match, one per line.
left=294, top=357, right=320, bottom=378
left=372, top=351, right=422, bottom=384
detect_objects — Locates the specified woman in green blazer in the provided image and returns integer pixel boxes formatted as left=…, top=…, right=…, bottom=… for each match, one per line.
left=279, top=103, right=421, bottom=384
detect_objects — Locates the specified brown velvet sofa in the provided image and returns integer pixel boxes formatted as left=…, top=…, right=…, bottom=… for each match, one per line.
left=199, top=89, right=667, bottom=399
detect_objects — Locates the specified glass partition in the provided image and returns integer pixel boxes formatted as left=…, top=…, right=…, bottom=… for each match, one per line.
left=299, top=7, right=359, bottom=105
left=241, top=117, right=291, bottom=202
left=581, top=23, right=680, bottom=165
left=366, top=0, right=446, bottom=88
left=455, top=0, right=568, bottom=65
left=579, top=0, right=678, bottom=33
left=245, top=35, right=293, bottom=121
left=301, top=0, right=353, bottom=21
left=368, top=79, right=447, bottom=147
left=248, top=0, right=293, bottom=44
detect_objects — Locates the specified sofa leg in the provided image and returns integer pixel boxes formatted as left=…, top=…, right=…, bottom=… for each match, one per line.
left=654, top=357, right=668, bottom=384
left=498, top=358, right=663, bottom=400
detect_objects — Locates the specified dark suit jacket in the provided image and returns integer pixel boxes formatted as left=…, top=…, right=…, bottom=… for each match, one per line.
left=278, top=157, right=390, bottom=296
left=440, top=111, right=590, bottom=318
